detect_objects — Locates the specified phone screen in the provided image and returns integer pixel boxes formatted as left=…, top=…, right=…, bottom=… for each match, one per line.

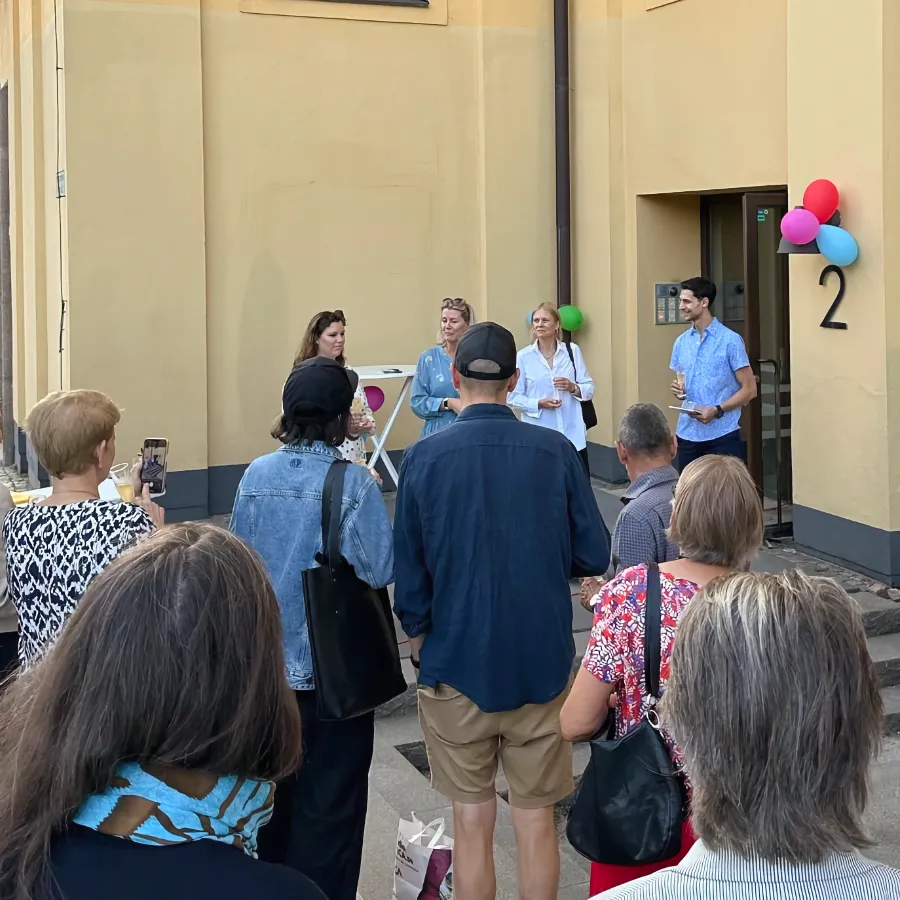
left=141, top=439, right=169, bottom=496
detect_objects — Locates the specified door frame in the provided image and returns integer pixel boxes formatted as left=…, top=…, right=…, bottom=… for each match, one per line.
left=700, top=189, right=790, bottom=494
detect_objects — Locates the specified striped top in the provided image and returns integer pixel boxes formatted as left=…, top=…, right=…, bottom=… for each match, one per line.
left=595, top=841, right=900, bottom=899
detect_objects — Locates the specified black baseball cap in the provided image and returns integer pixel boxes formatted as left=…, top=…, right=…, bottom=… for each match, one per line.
left=455, top=322, right=517, bottom=381
left=282, top=357, right=359, bottom=424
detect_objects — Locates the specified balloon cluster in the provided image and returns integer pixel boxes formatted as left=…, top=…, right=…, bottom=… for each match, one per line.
left=525, top=305, right=585, bottom=331
left=780, top=180, right=859, bottom=267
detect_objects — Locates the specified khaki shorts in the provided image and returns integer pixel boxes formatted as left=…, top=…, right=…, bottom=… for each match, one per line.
left=417, top=682, right=574, bottom=809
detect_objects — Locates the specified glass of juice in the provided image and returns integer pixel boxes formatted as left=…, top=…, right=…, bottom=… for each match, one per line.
left=110, top=463, right=135, bottom=503
left=673, top=370, right=686, bottom=400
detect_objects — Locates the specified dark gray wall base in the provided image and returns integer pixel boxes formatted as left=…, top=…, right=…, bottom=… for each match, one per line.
left=23, top=429, right=49, bottom=489
left=14, top=423, right=26, bottom=476
left=209, top=465, right=247, bottom=516
left=586, top=441, right=628, bottom=484
left=794, top=504, right=900, bottom=587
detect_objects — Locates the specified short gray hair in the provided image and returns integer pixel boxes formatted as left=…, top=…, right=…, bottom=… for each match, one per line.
left=618, top=404, right=672, bottom=456
left=662, top=570, right=883, bottom=863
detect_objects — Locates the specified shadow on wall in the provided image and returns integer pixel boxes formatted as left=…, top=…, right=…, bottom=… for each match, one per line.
left=238, top=252, right=291, bottom=443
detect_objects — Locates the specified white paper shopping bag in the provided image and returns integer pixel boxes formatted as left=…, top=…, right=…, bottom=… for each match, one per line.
left=392, top=815, right=453, bottom=900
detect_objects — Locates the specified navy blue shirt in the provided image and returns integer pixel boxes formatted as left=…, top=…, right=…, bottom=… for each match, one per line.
left=393, top=404, right=611, bottom=713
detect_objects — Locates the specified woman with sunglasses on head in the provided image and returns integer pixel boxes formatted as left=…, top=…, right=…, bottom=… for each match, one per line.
left=295, top=310, right=375, bottom=466
left=410, top=297, right=475, bottom=438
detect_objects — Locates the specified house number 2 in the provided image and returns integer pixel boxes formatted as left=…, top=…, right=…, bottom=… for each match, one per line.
left=819, top=265, right=847, bottom=330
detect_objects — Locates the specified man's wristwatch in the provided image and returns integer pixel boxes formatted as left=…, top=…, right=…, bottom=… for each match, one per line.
left=439, top=399, right=449, bottom=413
left=714, top=404, right=725, bottom=419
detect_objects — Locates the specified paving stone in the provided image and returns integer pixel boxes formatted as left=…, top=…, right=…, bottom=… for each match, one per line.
left=867, top=634, right=900, bottom=688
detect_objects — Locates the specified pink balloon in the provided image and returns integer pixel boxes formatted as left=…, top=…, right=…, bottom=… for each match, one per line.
left=780, top=208, right=819, bottom=246
left=364, top=384, right=385, bottom=413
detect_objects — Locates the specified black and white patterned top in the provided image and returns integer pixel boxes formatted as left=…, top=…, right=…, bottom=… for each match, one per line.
left=2, top=500, right=155, bottom=667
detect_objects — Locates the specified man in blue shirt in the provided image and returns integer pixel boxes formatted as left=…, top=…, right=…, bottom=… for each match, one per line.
left=394, top=322, right=610, bottom=900
left=669, top=277, right=757, bottom=471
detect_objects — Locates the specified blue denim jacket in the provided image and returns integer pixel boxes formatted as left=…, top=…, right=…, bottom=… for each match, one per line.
left=230, top=443, right=394, bottom=690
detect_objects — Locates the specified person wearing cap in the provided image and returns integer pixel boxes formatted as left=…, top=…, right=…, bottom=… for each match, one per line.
left=393, top=323, right=611, bottom=900
left=230, top=356, right=394, bottom=900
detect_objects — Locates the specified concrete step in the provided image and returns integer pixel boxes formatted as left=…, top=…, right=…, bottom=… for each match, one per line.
left=869, top=633, right=900, bottom=688
left=855, top=592, right=900, bottom=638
left=883, top=685, right=900, bottom=736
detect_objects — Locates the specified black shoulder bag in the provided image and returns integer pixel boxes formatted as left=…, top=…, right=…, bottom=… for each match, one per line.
left=302, top=460, right=407, bottom=721
left=564, top=341, right=598, bottom=430
left=566, top=562, right=686, bottom=866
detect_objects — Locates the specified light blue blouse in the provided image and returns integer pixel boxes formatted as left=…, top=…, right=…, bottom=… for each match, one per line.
left=410, top=345, right=459, bottom=438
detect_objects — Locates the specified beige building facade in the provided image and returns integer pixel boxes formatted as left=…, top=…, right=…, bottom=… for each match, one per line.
left=2, top=0, right=900, bottom=581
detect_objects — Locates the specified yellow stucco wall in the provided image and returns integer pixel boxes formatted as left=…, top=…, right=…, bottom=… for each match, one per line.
left=1, top=0, right=898, bottom=548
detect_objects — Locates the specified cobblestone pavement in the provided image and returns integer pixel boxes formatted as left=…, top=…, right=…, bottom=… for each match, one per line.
left=0, top=462, right=31, bottom=493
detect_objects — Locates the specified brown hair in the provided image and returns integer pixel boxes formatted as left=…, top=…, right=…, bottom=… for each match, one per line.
left=25, top=390, right=121, bottom=478
left=531, top=301, right=561, bottom=337
left=663, top=570, right=882, bottom=862
left=294, top=310, right=347, bottom=367
left=0, top=524, right=302, bottom=900
left=669, top=455, right=763, bottom=569
left=438, top=297, right=475, bottom=344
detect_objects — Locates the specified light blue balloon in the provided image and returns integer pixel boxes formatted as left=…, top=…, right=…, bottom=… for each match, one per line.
left=525, top=310, right=534, bottom=327
left=817, top=224, right=859, bottom=267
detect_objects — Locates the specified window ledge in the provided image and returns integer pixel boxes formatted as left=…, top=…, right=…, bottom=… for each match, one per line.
left=239, top=0, right=447, bottom=24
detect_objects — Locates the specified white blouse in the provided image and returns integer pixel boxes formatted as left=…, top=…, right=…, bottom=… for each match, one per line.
left=508, top=340, right=595, bottom=451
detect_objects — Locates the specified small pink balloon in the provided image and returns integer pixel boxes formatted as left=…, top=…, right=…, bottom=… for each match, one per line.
left=364, top=384, right=385, bottom=413
left=780, top=208, right=819, bottom=246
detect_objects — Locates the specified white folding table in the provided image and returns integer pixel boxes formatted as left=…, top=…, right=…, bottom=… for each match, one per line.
left=354, top=365, right=417, bottom=488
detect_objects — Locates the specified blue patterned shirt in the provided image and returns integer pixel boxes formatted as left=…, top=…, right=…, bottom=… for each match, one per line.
left=669, top=318, right=751, bottom=442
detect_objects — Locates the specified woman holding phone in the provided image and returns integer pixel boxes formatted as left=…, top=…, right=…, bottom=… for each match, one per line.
left=294, top=310, right=375, bottom=466
left=3, top=390, right=164, bottom=669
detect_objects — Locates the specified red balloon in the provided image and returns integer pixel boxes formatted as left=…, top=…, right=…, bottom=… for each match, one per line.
left=803, top=179, right=840, bottom=224
left=364, top=384, right=385, bottom=413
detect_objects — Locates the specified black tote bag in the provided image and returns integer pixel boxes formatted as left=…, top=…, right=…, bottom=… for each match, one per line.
left=302, top=460, right=407, bottom=721
left=566, top=562, right=686, bottom=866
left=564, top=341, right=598, bottom=430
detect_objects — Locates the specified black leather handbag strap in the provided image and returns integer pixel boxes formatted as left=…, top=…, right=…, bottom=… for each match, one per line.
left=564, top=340, right=579, bottom=379
left=320, top=460, right=348, bottom=571
left=644, top=562, right=663, bottom=700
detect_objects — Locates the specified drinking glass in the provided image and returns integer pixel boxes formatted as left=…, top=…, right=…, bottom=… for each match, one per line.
left=110, top=462, right=135, bottom=503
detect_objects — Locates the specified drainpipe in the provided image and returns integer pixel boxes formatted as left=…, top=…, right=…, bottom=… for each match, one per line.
left=554, top=0, right=572, bottom=310
left=0, top=87, right=13, bottom=467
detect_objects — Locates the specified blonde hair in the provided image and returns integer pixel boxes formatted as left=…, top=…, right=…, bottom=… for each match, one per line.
left=25, top=390, right=121, bottom=478
left=669, top=455, right=763, bottom=569
left=438, top=297, right=475, bottom=344
left=531, top=302, right=561, bottom=338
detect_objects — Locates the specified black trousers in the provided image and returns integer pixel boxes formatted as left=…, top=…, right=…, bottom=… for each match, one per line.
left=578, top=448, right=591, bottom=480
left=0, top=632, right=18, bottom=681
left=676, top=429, right=745, bottom=472
left=257, top=690, right=375, bottom=900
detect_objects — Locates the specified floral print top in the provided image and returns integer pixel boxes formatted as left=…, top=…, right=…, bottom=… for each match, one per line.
left=582, top=564, right=700, bottom=740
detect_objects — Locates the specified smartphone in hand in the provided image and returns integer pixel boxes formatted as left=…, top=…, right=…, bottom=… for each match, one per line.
left=141, top=438, right=169, bottom=497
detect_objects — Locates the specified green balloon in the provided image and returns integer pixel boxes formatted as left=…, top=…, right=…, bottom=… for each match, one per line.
left=559, top=305, right=584, bottom=331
